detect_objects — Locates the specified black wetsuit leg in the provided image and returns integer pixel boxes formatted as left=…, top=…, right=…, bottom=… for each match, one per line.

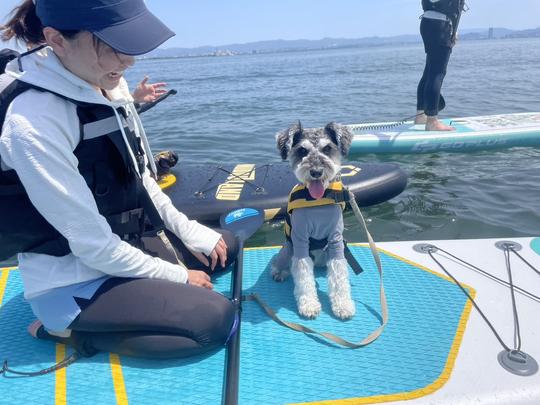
left=417, top=18, right=453, bottom=117
left=36, top=228, right=239, bottom=359
left=40, top=277, right=236, bottom=359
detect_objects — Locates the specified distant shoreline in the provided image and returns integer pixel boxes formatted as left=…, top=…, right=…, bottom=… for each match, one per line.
left=141, top=30, right=540, bottom=60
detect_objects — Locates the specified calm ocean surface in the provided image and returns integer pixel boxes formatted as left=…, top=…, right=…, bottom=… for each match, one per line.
left=2, top=39, right=539, bottom=266
left=125, top=38, right=540, bottom=247
left=126, top=38, right=540, bottom=247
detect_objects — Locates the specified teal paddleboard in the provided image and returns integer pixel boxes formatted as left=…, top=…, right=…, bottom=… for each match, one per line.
left=3, top=237, right=540, bottom=403
left=0, top=246, right=472, bottom=404
left=348, top=112, right=540, bottom=154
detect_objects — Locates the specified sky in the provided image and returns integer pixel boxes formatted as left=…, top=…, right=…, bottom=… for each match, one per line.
left=1, top=0, right=539, bottom=49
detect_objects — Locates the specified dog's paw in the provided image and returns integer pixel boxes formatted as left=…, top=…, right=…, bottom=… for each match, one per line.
left=297, top=295, right=322, bottom=319
left=331, top=297, right=356, bottom=320
left=271, top=267, right=290, bottom=282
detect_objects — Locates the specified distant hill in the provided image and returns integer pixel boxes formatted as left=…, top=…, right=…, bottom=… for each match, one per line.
left=505, top=27, right=540, bottom=38
left=143, top=27, right=540, bottom=59
left=144, top=35, right=420, bottom=59
left=458, top=27, right=540, bottom=40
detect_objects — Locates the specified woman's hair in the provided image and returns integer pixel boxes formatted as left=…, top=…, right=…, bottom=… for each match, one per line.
left=1, top=0, right=44, bottom=44
left=1, top=0, right=79, bottom=46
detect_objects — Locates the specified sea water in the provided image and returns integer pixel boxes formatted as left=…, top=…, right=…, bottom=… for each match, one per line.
left=110, top=38, right=540, bottom=245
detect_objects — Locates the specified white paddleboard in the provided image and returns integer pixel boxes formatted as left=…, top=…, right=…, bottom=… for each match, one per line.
left=349, top=112, right=540, bottom=153
left=377, top=236, right=540, bottom=404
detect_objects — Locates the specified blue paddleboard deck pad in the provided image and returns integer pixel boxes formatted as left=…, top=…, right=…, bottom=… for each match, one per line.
left=0, top=246, right=473, bottom=404
left=348, top=112, right=540, bottom=153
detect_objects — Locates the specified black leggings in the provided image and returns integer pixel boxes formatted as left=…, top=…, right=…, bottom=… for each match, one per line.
left=417, top=18, right=453, bottom=117
left=39, top=229, right=239, bottom=359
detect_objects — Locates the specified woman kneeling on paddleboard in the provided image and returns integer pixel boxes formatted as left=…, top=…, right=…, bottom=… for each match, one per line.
left=0, top=0, right=238, bottom=359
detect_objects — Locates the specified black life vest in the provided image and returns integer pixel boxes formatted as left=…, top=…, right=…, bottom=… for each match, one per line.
left=0, top=49, right=19, bottom=74
left=0, top=57, right=161, bottom=260
left=422, top=0, right=465, bottom=38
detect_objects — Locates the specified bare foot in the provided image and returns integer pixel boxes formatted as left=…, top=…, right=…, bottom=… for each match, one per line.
left=425, top=117, right=456, bottom=131
left=414, top=111, right=427, bottom=125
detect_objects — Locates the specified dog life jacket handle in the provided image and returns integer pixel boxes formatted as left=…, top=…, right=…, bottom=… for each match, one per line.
left=245, top=188, right=388, bottom=348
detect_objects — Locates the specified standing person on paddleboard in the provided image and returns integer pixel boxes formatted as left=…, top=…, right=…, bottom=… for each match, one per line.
left=415, top=0, right=467, bottom=131
left=0, top=0, right=239, bottom=360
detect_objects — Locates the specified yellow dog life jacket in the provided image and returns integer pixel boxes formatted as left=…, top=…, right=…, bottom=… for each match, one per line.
left=284, top=180, right=348, bottom=239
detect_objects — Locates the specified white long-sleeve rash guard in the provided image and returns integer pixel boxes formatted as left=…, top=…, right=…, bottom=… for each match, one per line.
left=0, top=48, right=220, bottom=298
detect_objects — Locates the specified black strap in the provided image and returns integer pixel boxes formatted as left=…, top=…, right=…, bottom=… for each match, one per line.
left=138, top=187, right=165, bottom=232
left=308, top=237, right=327, bottom=251
left=342, top=187, right=364, bottom=274
left=107, top=208, right=145, bottom=237
left=306, top=237, right=364, bottom=275
left=0, top=49, right=19, bottom=73
left=344, top=242, right=364, bottom=275
left=137, top=185, right=186, bottom=265
left=16, top=45, right=46, bottom=72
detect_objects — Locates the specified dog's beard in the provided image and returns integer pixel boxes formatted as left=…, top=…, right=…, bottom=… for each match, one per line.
left=294, top=159, right=340, bottom=199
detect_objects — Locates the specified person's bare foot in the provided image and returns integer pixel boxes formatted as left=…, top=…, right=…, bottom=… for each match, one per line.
left=414, top=111, right=427, bottom=125
left=425, top=117, right=455, bottom=131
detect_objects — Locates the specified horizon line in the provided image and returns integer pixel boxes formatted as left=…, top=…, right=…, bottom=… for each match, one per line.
left=162, top=25, right=540, bottom=50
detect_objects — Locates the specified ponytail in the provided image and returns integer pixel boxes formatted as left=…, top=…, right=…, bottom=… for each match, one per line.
left=1, top=0, right=45, bottom=46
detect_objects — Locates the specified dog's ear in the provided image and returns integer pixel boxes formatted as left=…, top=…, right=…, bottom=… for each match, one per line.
left=276, top=121, right=303, bottom=160
left=324, top=122, right=353, bottom=156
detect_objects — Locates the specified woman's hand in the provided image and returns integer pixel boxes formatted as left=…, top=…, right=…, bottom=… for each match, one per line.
left=187, top=270, right=213, bottom=289
left=189, top=237, right=228, bottom=272
left=132, top=76, right=167, bottom=103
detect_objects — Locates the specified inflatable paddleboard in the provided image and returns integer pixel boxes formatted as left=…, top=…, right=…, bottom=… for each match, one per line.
left=348, top=112, right=540, bottom=153
left=163, top=162, right=407, bottom=224
left=2, top=236, right=539, bottom=403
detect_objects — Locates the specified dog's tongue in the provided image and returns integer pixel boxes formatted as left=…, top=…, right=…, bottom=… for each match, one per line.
left=307, top=180, right=325, bottom=199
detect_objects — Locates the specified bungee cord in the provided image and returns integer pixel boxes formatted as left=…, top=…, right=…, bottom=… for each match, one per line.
left=194, top=164, right=272, bottom=198
left=415, top=241, right=539, bottom=376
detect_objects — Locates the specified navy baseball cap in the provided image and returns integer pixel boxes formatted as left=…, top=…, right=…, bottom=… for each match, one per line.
left=35, top=0, right=175, bottom=55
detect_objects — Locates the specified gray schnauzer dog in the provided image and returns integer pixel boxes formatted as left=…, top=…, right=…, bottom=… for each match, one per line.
left=272, top=121, right=355, bottom=319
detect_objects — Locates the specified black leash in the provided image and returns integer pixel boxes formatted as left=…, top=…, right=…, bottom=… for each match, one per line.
left=1, top=352, right=80, bottom=378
